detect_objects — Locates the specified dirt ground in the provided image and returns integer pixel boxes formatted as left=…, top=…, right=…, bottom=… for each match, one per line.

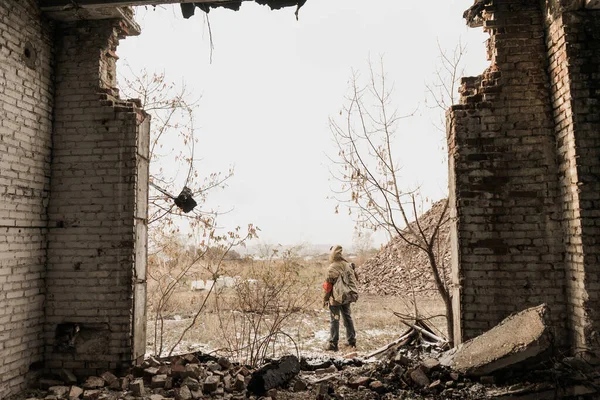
left=147, top=293, right=447, bottom=361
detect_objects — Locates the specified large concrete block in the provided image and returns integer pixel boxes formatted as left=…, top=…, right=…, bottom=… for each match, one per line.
left=441, top=304, right=552, bottom=376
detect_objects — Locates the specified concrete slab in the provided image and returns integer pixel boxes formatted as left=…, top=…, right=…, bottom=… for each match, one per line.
left=441, top=304, right=552, bottom=376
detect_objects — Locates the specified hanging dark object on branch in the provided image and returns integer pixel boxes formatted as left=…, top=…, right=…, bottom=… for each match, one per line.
left=174, top=186, right=197, bottom=213
left=149, top=182, right=198, bottom=213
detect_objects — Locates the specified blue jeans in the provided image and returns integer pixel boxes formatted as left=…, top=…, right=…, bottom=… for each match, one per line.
left=329, top=303, right=356, bottom=346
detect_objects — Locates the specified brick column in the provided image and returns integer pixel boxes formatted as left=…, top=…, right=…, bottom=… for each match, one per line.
left=448, top=0, right=567, bottom=344
left=45, top=18, right=148, bottom=376
left=0, top=0, right=54, bottom=396
left=545, top=3, right=600, bottom=358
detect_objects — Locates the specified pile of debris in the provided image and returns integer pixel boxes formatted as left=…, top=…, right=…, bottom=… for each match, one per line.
left=357, top=199, right=451, bottom=297
left=12, top=305, right=600, bottom=400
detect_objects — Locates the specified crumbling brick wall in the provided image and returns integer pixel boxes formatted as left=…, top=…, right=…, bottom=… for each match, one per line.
left=448, top=0, right=567, bottom=344
left=45, top=19, right=149, bottom=377
left=450, top=0, right=600, bottom=354
left=0, top=1, right=148, bottom=397
left=545, top=5, right=600, bottom=357
left=0, top=0, right=54, bottom=395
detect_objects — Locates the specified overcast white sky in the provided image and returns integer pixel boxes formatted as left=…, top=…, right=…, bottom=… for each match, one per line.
left=118, top=0, right=489, bottom=249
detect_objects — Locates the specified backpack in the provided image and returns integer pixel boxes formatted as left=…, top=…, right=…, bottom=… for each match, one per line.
left=332, top=264, right=359, bottom=304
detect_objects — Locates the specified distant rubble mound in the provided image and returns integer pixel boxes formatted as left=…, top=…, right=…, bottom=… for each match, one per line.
left=356, top=199, right=451, bottom=298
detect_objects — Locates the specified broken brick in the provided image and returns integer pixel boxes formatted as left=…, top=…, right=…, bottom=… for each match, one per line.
left=68, top=386, right=84, bottom=400
left=130, top=378, right=145, bottom=396
left=82, top=376, right=104, bottom=389
left=100, top=371, right=118, bottom=386
left=203, top=375, right=220, bottom=393
left=151, top=374, right=168, bottom=388
left=410, top=368, right=430, bottom=388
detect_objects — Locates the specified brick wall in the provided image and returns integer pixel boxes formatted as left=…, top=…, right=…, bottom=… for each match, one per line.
left=45, top=19, right=148, bottom=377
left=0, top=0, right=54, bottom=396
left=448, top=0, right=567, bottom=344
left=546, top=7, right=600, bottom=357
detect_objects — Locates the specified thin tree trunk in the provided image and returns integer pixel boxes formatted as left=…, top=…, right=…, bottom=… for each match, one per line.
left=426, top=249, right=454, bottom=347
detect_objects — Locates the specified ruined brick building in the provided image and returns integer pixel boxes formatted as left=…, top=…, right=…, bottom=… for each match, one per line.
left=0, top=0, right=599, bottom=397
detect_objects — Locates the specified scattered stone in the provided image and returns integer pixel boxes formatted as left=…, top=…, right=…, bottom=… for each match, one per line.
left=292, top=379, right=307, bottom=392
left=203, top=375, right=220, bottom=393
left=315, top=382, right=329, bottom=399
left=158, top=365, right=171, bottom=375
left=218, top=357, right=232, bottom=370
left=222, top=374, right=232, bottom=392
left=68, top=386, right=84, bottom=400
left=234, top=374, right=245, bottom=392
left=182, top=377, right=200, bottom=391
left=267, top=388, right=278, bottom=399
left=185, top=364, right=201, bottom=379
left=343, top=352, right=358, bottom=359
left=152, top=374, right=168, bottom=388
left=82, top=389, right=101, bottom=400
left=130, top=378, right=145, bottom=396
left=109, top=376, right=128, bottom=390
left=429, top=379, right=442, bottom=391
left=420, top=357, right=440, bottom=372
left=392, top=365, right=405, bottom=377
left=315, top=365, right=337, bottom=375
left=212, top=369, right=224, bottom=377
left=369, top=380, right=385, bottom=394
left=440, top=304, right=552, bottom=376
left=165, top=376, right=174, bottom=390
left=148, top=356, right=161, bottom=367
left=206, top=361, right=220, bottom=372
left=348, top=376, right=370, bottom=389
left=449, top=372, right=460, bottom=381
left=144, top=367, right=160, bottom=376
left=149, top=395, right=164, bottom=400
left=410, top=368, right=430, bottom=388
left=394, top=353, right=411, bottom=366
left=100, top=371, right=118, bottom=386
left=82, top=377, right=104, bottom=389
left=235, top=366, right=250, bottom=377
left=177, top=385, right=192, bottom=400
left=247, top=355, right=301, bottom=396
left=190, top=389, right=203, bottom=399
left=49, top=386, right=70, bottom=397
left=183, top=354, right=200, bottom=364
left=171, top=365, right=186, bottom=379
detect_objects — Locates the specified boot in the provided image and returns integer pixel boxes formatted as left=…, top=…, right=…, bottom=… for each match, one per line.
left=324, top=342, right=338, bottom=351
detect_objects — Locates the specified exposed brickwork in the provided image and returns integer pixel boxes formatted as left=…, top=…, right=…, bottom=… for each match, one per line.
left=546, top=7, right=600, bottom=358
left=45, top=19, right=148, bottom=377
left=0, top=2, right=147, bottom=397
left=448, top=0, right=567, bottom=344
left=0, top=0, right=54, bottom=396
left=450, top=0, right=600, bottom=353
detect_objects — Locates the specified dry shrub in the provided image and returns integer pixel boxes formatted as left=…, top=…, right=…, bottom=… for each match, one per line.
left=215, top=255, right=316, bottom=366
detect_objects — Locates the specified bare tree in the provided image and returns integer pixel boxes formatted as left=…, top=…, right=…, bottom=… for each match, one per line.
left=119, top=69, right=259, bottom=354
left=426, top=40, right=467, bottom=161
left=329, top=58, right=454, bottom=345
left=119, top=68, right=232, bottom=238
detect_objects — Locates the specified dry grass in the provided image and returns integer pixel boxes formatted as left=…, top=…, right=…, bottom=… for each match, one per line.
left=146, top=252, right=447, bottom=360
left=146, top=294, right=445, bottom=359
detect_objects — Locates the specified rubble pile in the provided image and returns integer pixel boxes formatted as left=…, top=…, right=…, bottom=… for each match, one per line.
left=357, top=199, right=450, bottom=297
left=11, top=306, right=600, bottom=400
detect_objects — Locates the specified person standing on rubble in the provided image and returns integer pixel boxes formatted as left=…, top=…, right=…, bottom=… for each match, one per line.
left=323, top=245, right=359, bottom=351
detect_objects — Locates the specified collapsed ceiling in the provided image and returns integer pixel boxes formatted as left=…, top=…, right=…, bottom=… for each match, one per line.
left=180, top=0, right=307, bottom=19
